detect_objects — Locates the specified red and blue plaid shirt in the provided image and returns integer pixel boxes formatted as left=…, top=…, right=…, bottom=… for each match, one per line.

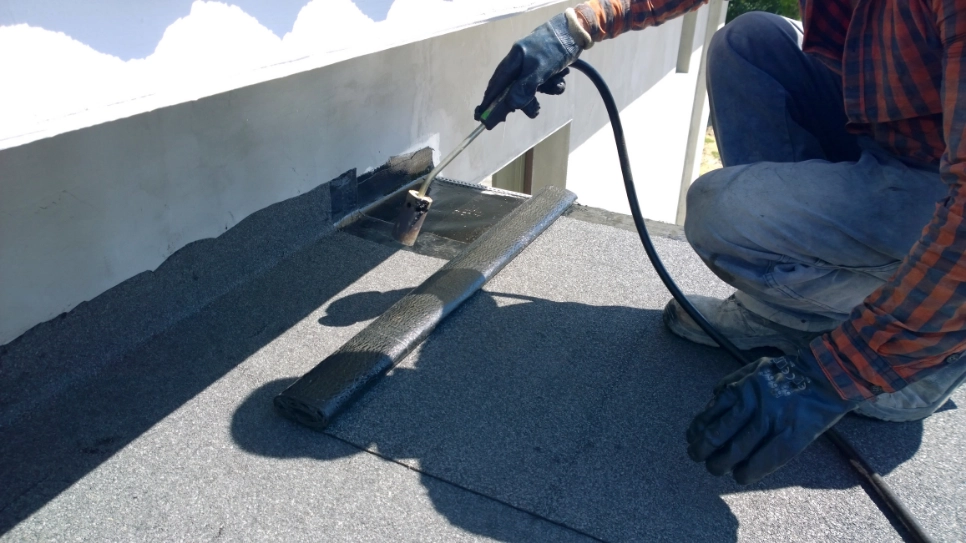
left=576, top=0, right=966, bottom=400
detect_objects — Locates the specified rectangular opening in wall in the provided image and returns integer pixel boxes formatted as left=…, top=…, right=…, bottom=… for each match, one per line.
left=491, top=122, right=571, bottom=195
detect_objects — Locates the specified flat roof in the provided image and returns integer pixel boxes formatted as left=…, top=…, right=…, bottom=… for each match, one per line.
left=1, top=184, right=961, bottom=541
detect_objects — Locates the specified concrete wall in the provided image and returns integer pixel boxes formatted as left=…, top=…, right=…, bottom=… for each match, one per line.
left=0, top=1, right=710, bottom=345
left=567, top=0, right=723, bottom=223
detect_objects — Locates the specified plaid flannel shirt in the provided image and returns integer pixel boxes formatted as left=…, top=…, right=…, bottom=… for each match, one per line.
left=575, top=0, right=966, bottom=400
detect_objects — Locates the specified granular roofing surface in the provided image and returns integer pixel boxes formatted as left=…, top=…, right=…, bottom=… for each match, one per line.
left=1, top=187, right=963, bottom=542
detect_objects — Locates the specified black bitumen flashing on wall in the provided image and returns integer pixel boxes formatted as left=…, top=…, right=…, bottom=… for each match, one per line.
left=0, top=147, right=435, bottom=428
left=329, top=148, right=434, bottom=222
left=343, top=178, right=529, bottom=259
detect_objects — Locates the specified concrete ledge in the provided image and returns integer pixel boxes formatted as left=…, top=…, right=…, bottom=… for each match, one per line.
left=331, top=148, right=434, bottom=222
left=564, top=202, right=687, bottom=241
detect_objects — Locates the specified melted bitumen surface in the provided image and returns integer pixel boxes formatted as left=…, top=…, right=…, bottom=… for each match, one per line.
left=343, top=179, right=528, bottom=260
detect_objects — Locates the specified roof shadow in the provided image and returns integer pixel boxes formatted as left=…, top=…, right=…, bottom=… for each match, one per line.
left=0, top=233, right=400, bottom=536
left=233, top=290, right=926, bottom=541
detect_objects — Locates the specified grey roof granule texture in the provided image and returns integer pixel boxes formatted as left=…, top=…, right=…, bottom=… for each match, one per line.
left=327, top=218, right=917, bottom=542
left=2, top=212, right=962, bottom=542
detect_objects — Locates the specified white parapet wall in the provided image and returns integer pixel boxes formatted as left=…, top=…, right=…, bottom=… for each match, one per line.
left=568, top=0, right=725, bottom=223
left=0, top=0, right=712, bottom=345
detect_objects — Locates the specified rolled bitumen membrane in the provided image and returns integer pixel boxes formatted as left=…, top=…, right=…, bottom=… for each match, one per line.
left=274, top=185, right=577, bottom=429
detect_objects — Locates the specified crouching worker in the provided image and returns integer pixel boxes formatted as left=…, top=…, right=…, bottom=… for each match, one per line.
left=475, top=0, right=966, bottom=484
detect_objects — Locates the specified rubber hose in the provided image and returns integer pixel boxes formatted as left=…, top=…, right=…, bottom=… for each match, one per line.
left=569, top=58, right=932, bottom=543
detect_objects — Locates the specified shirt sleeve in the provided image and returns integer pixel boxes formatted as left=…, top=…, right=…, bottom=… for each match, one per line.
left=574, top=0, right=709, bottom=42
left=810, top=0, right=966, bottom=401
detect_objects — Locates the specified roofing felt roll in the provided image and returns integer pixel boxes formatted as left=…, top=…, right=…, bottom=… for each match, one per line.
left=274, top=185, right=577, bottom=430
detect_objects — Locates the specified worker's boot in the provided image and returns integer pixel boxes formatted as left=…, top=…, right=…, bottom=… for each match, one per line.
left=664, top=294, right=966, bottom=422
left=662, top=294, right=825, bottom=355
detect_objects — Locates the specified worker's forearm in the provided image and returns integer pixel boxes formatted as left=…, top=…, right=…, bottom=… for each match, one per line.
left=574, top=0, right=709, bottom=42
left=810, top=180, right=966, bottom=402
left=808, top=5, right=966, bottom=403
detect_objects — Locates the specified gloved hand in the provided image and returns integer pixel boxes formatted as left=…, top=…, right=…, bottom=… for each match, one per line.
left=474, top=11, right=589, bottom=129
left=686, top=352, right=860, bottom=484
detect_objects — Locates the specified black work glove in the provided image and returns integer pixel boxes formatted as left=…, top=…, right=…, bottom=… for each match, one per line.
left=474, top=13, right=583, bottom=129
left=686, top=352, right=860, bottom=484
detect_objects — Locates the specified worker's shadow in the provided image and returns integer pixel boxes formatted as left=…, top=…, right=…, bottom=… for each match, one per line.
left=233, top=286, right=935, bottom=541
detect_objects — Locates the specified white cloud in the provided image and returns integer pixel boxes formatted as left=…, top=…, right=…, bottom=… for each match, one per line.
left=0, top=0, right=565, bottom=143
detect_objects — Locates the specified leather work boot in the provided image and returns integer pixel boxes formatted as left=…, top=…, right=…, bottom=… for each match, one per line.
left=662, top=294, right=826, bottom=355
left=855, top=352, right=966, bottom=422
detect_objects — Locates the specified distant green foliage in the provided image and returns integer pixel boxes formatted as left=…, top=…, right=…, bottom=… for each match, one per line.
left=726, top=0, right=800, bottom=23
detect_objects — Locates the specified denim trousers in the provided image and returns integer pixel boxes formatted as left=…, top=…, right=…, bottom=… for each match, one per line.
left=685, top=12, right=947, bottom=332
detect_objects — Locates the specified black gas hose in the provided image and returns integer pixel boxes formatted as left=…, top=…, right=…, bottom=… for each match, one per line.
left=569, top=58, right=932, bottom=543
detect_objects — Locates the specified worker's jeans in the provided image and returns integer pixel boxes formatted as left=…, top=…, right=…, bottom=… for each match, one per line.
left=685, top=12, right=947, bottom=332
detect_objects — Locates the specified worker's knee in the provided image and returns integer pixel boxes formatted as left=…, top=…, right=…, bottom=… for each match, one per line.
left=683, top=168, right=748, bottom=259
left=708, top=11, right=799, bottom=74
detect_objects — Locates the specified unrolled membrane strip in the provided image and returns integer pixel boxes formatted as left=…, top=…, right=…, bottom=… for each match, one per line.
left=274, top=185, right=577, bottom=430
